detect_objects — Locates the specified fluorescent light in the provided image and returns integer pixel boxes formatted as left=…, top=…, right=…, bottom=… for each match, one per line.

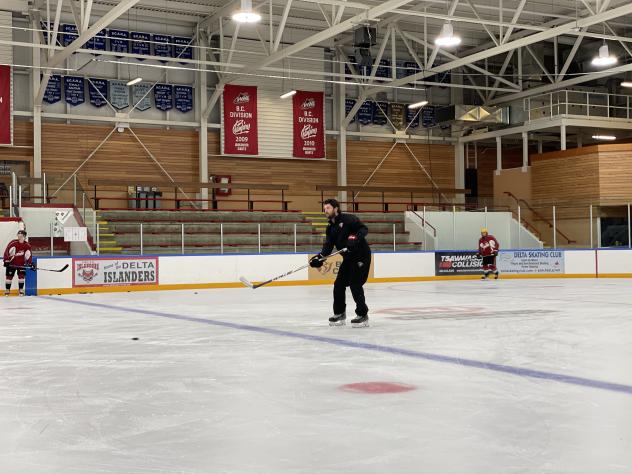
left=126, top=77, right=142, bottom=86
left=434, top=23, right=461, bottom=48
left=592, top=44, right=617, bottom=67
left=621, top=81, right=632, bottom=88
left=280, top=90, right=297, bottom=99
left=592, top=134, right=616, bottom=141
left=232, top=0, right=261, bottom=23
left=408, top=100, right=428, bottom=110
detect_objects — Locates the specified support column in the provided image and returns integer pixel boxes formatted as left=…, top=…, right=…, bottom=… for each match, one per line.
left=455, top=141, right=465, bottom=203
left=560, top=124, right=567, bottom=150
left=522, top=132, right=529, bottom=171
left=197, top=33, right=209, bottom=209
left=577, top=133, right=583, bottom=148
left=537, top=137, right=543, bottom=154
left=32, top=20, right=42, bottom=195
left=337, top=52, right=347, bottom=210
left=495, top=136, right=502, bottom=175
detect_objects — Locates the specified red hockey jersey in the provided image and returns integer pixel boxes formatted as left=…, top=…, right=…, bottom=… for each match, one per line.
left=478, top=235, right=499, bottom=257
left=3, top=239, right=33, bottom=267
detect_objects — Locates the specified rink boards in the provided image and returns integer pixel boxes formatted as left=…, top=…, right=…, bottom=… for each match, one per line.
left=26, top=248, right=632, bottom=296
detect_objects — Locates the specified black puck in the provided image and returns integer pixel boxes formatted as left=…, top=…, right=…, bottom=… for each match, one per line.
left=132, top=337, right=139, bottom=340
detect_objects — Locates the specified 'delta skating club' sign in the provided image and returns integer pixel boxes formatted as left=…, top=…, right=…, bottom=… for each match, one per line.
left=223, top=84, right=258, bottom=155
left=73, top=257, right=159, bottom=287
left=292, top=90, right=325, bottom=159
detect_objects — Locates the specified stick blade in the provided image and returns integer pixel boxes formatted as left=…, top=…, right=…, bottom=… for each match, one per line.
left=239, top=276, right=254, bottom=289
left=59, top=264, right=69, bottom=272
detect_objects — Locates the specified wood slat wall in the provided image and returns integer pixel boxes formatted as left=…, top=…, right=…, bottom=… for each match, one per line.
left=0, top=121, right=456, bottom=211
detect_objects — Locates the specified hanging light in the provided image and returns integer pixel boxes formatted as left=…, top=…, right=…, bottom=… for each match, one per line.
left=232, top=0, right=261, bottom=23
left=592, top=134, right=616, bottom=141
left=408, top=100, right=429, bottom=110
left=434, top=23, right=461, bottom=47
left=280, top=90, right=297, bottom=99
left=592, top=43, right=617, bottom=67
left=126, top=77, right=142, bottom=86
left=621, top=81, right=632, bottom=88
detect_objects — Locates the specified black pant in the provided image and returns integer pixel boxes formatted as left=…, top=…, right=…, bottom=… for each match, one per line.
left=333, top=254, right=371, bottom=316
left=5, top=266, right=26, bottom=281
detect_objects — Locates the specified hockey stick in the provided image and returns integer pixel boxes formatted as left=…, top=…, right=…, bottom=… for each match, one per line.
left=8, top=264, right=69, bottom=273
left=239, top=248, right=347, bottom=290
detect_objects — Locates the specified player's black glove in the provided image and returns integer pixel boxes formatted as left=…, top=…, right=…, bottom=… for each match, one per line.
left=492, top=251, right=499, bottom=257
left=309, top=254, right=324, bottom=268
left=475, top=253, right=481, bottom=259
left=3, top=261, right=9, bottom=268
left=29, top=263, right=36, bottom=270
left=346, top=234, right=359, bottom=252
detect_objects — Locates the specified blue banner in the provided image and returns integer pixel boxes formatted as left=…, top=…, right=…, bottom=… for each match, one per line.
left=344, top=99, right=356, bottom=124
left=43, top=75, right=62, bottom=104
left=421, top=106, right=436, bottom=128
left=404, top=61, right=421, bottom=85
left=357, top=101, right=373, bottom=125
left=86, top=29, right=107, bottom=51
left=132, top=83, right=152, bottom=111
left=173, top=37, right=193, bottom=61
left=372, top=101, right=388, bottom=125
left=395, top=61, right=408, bottom=80
left=375, top=59, right=390, bottom=79
left=344, top=55, right=356, bottom=80
left=406, top=106, right=420, bottom=129
left=63, top=76, right=85, bottom=106
left=131, top=32, right=150, bottom=58
left=174, top=85, right=193, bottom=113
left=61, top=24, right=78, bottom=47
left=88, top=78, right=108, bottom=107
left=109, top=29, right=129, bottom=55
left=154, top=34, right=172, bottom=59
left=40, top=22, right=61, bottom=46
left=154, top=84, right=173, bottom=111
left=109, top=80, right=129, bottom=110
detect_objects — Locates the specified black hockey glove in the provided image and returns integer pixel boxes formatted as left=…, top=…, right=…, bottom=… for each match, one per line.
left=346, top=234, right=359, bottom=252
left=3, top=261, right=9, bottom=268
left=309, top=254, right=324, bottom=268
left=475, top=253, right=481, bottom=259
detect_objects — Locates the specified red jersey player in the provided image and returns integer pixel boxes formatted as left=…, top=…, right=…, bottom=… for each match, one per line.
left=477, top=227, right=499, bottom=280
left=3, top=230, right=33, bottom=296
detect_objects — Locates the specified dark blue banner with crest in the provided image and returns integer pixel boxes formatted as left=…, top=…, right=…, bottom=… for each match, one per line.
left=43, top=75, right=62, bottom=104
left=88, top=78, right=108, bottom=107
left=173, top=37, right=193, bottom=61
left=344, top=99, right=356, bottom=124
left=421, top=106, right=436, bottom=128
left=61, top=24, right=78, bottom=47
left=153, top=34, right=172, bottom=59
left=372, top=101, right=389, bottom=125
left=406, top=106, right=420, bottom=129
left=357, top=101, right=373, bottom=125
left=131, top=32, right=151, bottom=58
left=63, top=76, right=85, bottom=106
left=154, top=84, right=173, bottom=111
left=86, top=29, right=107, bottom=51
left=109, top=29, right=129, bottom=55
left=174, top=85, right=193, bottom=113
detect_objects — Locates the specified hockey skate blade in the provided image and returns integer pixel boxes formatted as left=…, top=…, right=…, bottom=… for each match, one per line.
left=329, top=320, right=346, bottom=326
left=352, top=321, right=369, bottom=328
left=239, top=276, right=254, bottom=289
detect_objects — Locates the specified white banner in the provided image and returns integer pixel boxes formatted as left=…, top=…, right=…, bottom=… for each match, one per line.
left=73, top=257, right=159, bottom=287
left=497, top=250, right=565, bottom=274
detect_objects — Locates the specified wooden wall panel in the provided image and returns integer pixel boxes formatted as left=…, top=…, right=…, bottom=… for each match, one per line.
left=597, top=148, right=632, bottom=203
left=532, top=152, right=600, bottom=206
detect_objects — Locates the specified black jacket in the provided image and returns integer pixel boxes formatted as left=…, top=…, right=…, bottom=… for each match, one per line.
left=320, top=212, right=370, bottom=260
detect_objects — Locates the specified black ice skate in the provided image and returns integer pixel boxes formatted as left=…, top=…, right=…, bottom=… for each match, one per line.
left=494, top=271, right=500, bottom=280
left=481, top=272, right=489, bottom=280
left=329, top=313, right=346, bottom=326
left=3, top=290, right=9, bottom=297
left=18, top=289, right=25, bottom=297
left=351, top=315, right=369, bottom=328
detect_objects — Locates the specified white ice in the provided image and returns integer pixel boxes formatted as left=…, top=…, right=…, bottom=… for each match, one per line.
left=1, top=279, right=632, bottom=474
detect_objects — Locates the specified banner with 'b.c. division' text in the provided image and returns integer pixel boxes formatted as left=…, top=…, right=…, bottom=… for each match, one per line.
left=293, top=90, right=324, bottom=159
left=223, top=84, right=258, bottom=155
left=0, top=65, right=12, bottom=146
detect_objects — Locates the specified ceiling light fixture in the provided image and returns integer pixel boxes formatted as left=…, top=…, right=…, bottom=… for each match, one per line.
left=280, top=90, right=297, bottom=99
left=434, top=23, right=461, bottom=48
left=592, top=43, right=617, bottom=67
left=408, top=100, right=429, bottom=110
left=126, top=77, right=142, bottom=86
left=232, top=0, right=261, bottom=23
left=592, top=134, right=616, bottom=141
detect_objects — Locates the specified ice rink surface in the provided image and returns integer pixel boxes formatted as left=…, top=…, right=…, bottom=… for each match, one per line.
left=1, top=278, right=632, bottom=474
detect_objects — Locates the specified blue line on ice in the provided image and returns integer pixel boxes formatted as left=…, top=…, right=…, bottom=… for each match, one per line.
left=44, top=296, right=632, bottom=395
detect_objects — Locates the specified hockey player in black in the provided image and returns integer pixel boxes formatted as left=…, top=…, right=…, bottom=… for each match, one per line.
left=309, top=198, right=371, bottom=327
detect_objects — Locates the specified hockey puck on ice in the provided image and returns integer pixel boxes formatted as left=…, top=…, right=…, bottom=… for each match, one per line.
left=131, top=337, right=139, bottom=340
left=339, top=382, right=416, bottom=394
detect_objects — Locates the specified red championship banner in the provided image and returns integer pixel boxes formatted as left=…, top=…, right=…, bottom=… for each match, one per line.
left=223, top=84, right=258, bottom=155
left=293, top=90, right=325, bottom=159
left=0, top=65, right=12, bottom=146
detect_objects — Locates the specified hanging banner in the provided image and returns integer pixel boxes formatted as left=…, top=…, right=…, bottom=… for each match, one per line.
left=88, top=78, right=108, bottom=107
left=154, top=84, right=173, bottom=111
left=132, top=82, right=152, bottom=111
left=86, top=29, right=107, bottom=51
left=154, top=34, right=173, bottom=59
left=344, top=55, right=356, bottom=80
left=389, top=103, right=405, bottom=130
left=372, top=101, right=388, bottom=125
left=375, top=59, right=391, bottom=80
left=173, top=37, right=193, bottom=61
left=41, top=22, right=62, bottom=46
left=0, top=65, right=11, bottom=146
left=43, top=74, right=62, bottom=104
left=131, top=32, right=150, bottom=58
left=63, top=76, right=85, bottom=106
left=357, top=101, right=373, bottom=125
left=404, top=61, right=422, bottom=85
left=344, top=99, right=356, bottom=124
left=61, top=24, right=78, bottom=47
left=421, top=106, right=436, bottom=128
left=174, top=85, right=193, bottom=113
left=223, top=84, right=258, bottom=155
left=109, top=80, right=129, bottom=110
left=395, top=60, right=408, bottom=80
left=406, top=105, right=420, bottom=128
left=292, top=91, right=325, bottom=159
left=109, top=29, right=129, bottom=55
